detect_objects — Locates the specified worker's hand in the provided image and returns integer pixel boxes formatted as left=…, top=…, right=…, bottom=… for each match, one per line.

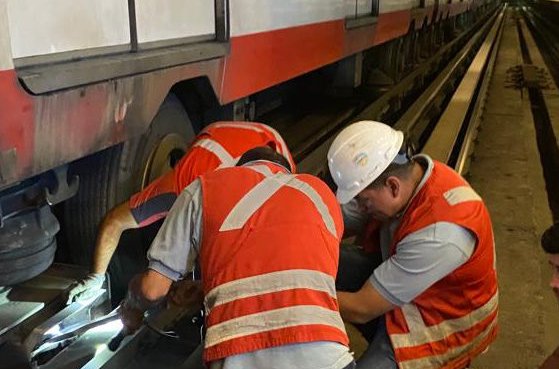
left=66, top=273, right=106, bottom=305
left=168, top=280, right=204, bottom=309
left=119, top=301, right=145, bottom=334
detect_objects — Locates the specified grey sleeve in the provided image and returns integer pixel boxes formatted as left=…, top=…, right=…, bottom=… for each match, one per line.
left=147, top=179, right=203, bottom=281
left=369, top=222, right=476, bottom=305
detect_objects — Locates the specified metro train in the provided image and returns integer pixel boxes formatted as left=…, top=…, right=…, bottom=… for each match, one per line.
left=0, top=0, right=498, bottom=287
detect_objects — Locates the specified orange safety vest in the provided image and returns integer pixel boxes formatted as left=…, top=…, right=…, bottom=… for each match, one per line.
left=384, top=161, right=498, bottom=369
left=197, top=121, right=295, bottom=172
left=199, top=161, right=349, bottom=363
left=129, top=121, right=295, bottom=223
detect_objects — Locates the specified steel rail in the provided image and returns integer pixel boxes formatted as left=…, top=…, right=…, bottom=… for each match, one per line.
left=297, top=5, right=504, bottom=175
left=393, top=7, right=503, bottom=148
left=454, top=7, right=505, bottom=175
left=422, top=7, right=505, bottom=170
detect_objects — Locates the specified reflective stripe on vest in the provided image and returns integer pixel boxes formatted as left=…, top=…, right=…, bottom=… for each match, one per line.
left=219, top=166, right=337, bottom=237
left=205, top=269, right=337, bottom=313
left=205, top=305, right=346, bottom=349
left=394, top=185, right=495, bottom=354
left=393, top=292, right=499, bottom=350
left=192, top=138, right=237, bottom=167
left=443, top=186, right=481, bottom=206
left=256, top=124, right=292, bottom=163
left=202, top=122, right=292, bottom=168
left=399, top=318, right=498, bottom=369
left=388, top=168, right=498, bottom=369
left=200, top=163, right=347, bottom=360
left=202, top=121, right=266, bottom=134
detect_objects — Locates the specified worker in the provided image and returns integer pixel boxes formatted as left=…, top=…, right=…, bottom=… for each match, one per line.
left=539, top=223, right=559, bottom=369
left=327, top=120, right=498, bottom=369
left=119, top=146, right=355, bottom=369
left=67, top=121, right=295, bottom=304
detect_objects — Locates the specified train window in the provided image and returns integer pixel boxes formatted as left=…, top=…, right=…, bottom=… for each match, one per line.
left=345, top=0, right=379, bottom=29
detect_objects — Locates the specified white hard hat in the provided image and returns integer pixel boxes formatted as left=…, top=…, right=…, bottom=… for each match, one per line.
left=327, top=121, right=404, bottom=204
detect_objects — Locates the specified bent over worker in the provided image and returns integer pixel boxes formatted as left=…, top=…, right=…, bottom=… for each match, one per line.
left=539, top=223, right=559, bottom=369
left=67, top=121, right=295, bottom=304
left=328, top=121, right=498, bottom=369
left=120, top=147, right=354, bottom=369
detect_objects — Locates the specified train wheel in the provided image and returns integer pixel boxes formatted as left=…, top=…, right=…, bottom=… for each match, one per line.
left=0, top=206, right=59, bottom=285
left=63, top=94, right=195, bottom=303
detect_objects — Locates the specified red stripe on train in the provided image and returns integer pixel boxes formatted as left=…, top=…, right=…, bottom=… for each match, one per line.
left=220, top=10, right=415, bottom=104
left=221, top=20, right=345, bottom=104
left=0, top=69, right=34, bottom=181
left=343, top=10, right=412, bottom=56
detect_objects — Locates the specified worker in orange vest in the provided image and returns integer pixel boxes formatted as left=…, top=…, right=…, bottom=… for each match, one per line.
left=67, top=122, right=295, bottom=304
left=120, top=146, right=355, bottom=369
left=328, top=121, right=498, bottom=369
left=540, top=223, right=559, bottom=369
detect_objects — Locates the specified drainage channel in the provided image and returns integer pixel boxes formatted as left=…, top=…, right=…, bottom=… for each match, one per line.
left=524, top=7, right=559, bottom=89
left=516, top=15, right=559, bottom=222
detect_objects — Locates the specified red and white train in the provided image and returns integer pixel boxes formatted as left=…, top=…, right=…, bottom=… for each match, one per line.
left=0, top=0, right=497, bottom=285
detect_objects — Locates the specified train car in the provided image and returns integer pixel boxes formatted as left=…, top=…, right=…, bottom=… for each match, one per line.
left=0, top=0, right=497, bottom=288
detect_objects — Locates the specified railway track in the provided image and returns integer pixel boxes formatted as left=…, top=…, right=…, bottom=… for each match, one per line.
left=267, top=5, right=505, bottom=177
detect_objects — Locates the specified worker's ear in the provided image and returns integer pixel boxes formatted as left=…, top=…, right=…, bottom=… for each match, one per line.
left=385, top=176, right=400, bottom=199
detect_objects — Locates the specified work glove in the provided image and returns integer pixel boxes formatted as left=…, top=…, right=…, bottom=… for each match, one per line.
left=66, top=273, right=106, bottom=305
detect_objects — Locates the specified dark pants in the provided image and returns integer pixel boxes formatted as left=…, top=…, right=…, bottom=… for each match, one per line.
left=336, top=244, right=382, bottom=342
left=178, top=344, right=204, bottom=369
left=336, top=245, right=398, bottom=369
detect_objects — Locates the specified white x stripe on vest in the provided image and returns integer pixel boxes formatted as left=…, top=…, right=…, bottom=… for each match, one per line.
left=218, top=165, right=337, bottom=238
left=192, top=138, right=239, bottom=168
left=203, top=122, right=291, bottom=162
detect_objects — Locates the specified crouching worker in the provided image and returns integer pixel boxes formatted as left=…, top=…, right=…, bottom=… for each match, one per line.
left=120, top=147, right=355, bottom=369
left=328, top=121, right=498, bottom=369
left=539, top=223, right=559, bottom=369
left=66, top=121, right=295, bottom=304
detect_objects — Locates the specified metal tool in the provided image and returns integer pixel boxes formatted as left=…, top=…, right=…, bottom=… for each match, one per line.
left=30, top=307, right=121, bottom=361
left=108, top=328, right=129, bottom=351
left=108, top=310, right=183, bottom=351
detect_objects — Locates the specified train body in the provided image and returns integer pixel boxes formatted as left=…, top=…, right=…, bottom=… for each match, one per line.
left=0, top=0, right=497, bottom=285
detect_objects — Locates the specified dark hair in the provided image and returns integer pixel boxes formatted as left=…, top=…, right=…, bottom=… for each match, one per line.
left=236, top=146, right=291, bottom=172
left=541, top=223, right=559, bottom=254
left=367, top=139, right=415, bottom=188
left=368, top=160, right=415, bottom=188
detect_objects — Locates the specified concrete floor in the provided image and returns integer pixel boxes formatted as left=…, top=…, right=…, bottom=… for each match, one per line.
left=466, top=9, right=559, bottom=369
left=347, top=8, right=559, bottom=368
